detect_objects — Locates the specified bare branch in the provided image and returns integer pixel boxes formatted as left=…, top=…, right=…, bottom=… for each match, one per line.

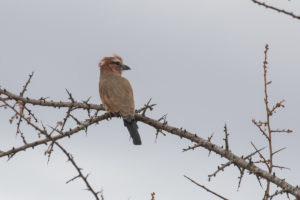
left=252, top=119, right=269, bottom=140
left=1, top=94, right=101, bottom=199
left=272, top=147, right=287, bottom=157
left=269, top=100, right=285, bottom=115
left=223, top=124, right=230, bottom=151
left=251, top=0, right=300, bottom=20
left=66, top=175, right=81, bottom=184
left=184, top=175, right=229, bottom=200
left=1, top=73, right=299, bottom=199
left=251, top=142, right=269, bottom=169
left=135, top=114, right=300, bottom=198
left=2, top=87, right=299, bottom=198
left=0, top=113, right=115, bottom=159
left=271, top=129, right=293, bottom=133
left=20, top=72, right=34, bottom=97
left=0, top=88, right=104, bottom=111
left=135, top=98, right=156, bottom=116
left=56, top=142, right=101, bottom=200
left=237, top=167, right=245, bottom=191
left=183, top=143, right=202, bottom=152
left=208, top=146, right=266, bottom=181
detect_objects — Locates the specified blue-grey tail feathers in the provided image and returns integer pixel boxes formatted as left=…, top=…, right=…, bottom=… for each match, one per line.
left=123, top=119, right=142, bottom=145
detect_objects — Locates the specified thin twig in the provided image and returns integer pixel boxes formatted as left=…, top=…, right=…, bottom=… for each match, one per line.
left=184, top=175, right=229, bottom=200
left=223, top=124, right=229, bottom=151
left=208, top=146, right=265, bottom=181
left=251, top=0, right=300, bottom=20
left=20, top=72, right=34, bottom=97
left=56, top=142, right=101, bottom=200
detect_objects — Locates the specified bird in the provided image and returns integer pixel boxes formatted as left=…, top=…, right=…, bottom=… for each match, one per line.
left=98, top=55, right=142, bottom=145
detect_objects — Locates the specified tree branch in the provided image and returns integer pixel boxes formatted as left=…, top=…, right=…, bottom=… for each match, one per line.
left=1, top=84, right=300, bottom=198
left=251, top=0, right=300, bottom=20
left=184, top=175, right=229, bottom=200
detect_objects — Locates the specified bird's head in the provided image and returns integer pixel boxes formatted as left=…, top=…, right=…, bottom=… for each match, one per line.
left=99, top=54, right=130, bottom=76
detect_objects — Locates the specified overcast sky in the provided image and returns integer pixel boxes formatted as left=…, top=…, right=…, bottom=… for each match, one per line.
left=1, top=0, right=300, bottom=199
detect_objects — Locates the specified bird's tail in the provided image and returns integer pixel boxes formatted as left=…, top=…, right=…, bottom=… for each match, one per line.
left=123, top=119, right=142, bottom=145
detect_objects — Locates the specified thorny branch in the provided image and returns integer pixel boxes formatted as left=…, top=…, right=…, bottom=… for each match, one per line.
left=0, top=112, right=115, bottom=159
left=251, top=0, right=300, bottom=20
left=1, top=45, right=299, bottom=199
left=0, top=86, right=300, bottom=199
left=223, top=124, right=230, bottom=151
left=57, top=142, right=102, bottom=200
left=251, top=44, right=293, bottom=200
left=1, top=94, right=101, bottom=199
left=184, top=175, right=229, bottom=200
left=20, top=71, right=34, bottom=97
left=208, top=146, right=266, bottom=181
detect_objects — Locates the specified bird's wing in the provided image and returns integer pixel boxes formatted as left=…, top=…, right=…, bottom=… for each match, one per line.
left=100, top=76, right=135, bottom=119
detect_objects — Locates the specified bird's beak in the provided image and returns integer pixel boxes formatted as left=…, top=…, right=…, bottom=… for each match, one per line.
left=122, top=65, right=131, bottom=70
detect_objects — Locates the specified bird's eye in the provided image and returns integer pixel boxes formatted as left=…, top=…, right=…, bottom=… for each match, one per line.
left=111, top=61, right=121, bottom=66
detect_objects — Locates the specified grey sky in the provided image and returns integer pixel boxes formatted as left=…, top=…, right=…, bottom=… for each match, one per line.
left=1, top=0, right=300, bottom=199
